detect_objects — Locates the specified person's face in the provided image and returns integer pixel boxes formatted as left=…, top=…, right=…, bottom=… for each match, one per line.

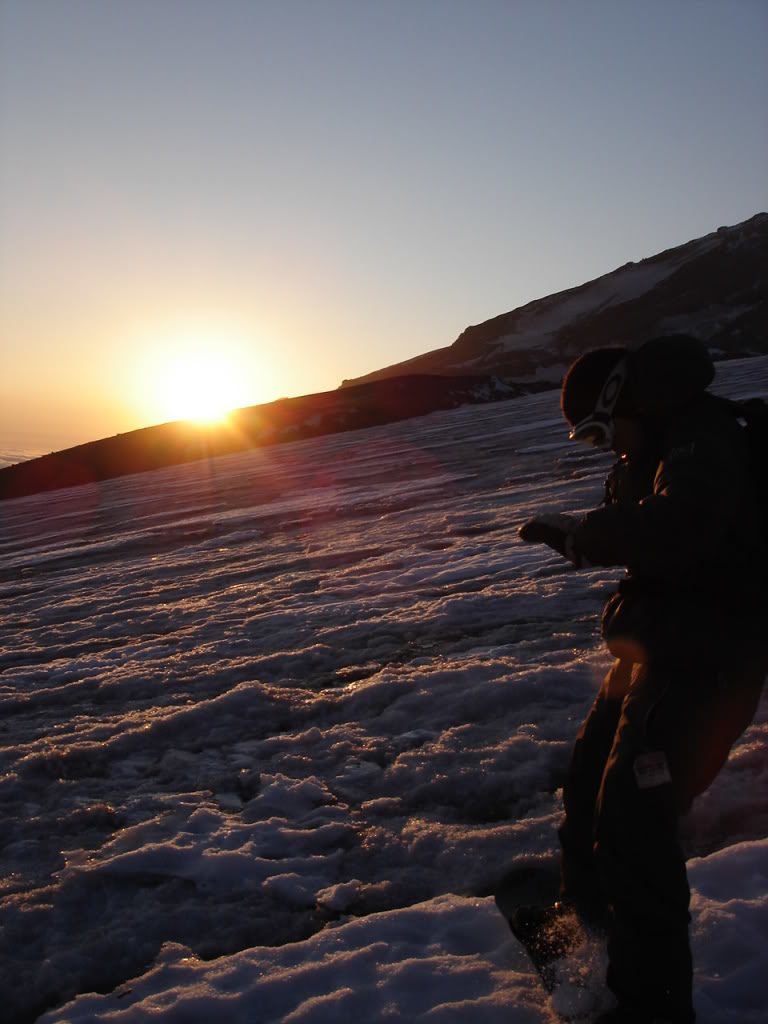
left=611, top=416, right=646, bottom=457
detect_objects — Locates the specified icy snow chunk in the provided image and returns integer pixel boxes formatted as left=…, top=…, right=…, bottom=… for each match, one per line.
left=688, top=838, right=768, bottom=903
left=39, top=895, right=544, bottom=1023
left=316, top=879, right=362, bottom=913
left=242, top=772, right=336, bottom=819
left=263, top=872, right=323, bottom=909
left=689, top=839, right=768, bottom=1021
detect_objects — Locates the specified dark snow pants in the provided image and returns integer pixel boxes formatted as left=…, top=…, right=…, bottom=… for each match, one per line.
left=558, top=653, right=766, bottom=1019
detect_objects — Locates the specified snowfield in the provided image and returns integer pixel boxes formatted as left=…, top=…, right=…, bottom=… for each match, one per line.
left=1, top=358, right=767, bottom=1024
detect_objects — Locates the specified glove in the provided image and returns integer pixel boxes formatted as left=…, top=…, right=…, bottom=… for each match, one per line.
left=518, top=512, right=586, bottom=566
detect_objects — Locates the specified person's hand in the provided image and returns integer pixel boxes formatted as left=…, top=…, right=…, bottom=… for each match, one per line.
left=518, top=512, right=585, bottom=566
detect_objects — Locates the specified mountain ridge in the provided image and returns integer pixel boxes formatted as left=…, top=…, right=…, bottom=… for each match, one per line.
left=342, top=212, right=768, bottom=387
left=0, top=374, right=524, bottom=501
left=2, top=212, right=765, bottom=500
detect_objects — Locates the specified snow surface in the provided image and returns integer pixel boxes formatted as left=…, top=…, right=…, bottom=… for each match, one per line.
left=450, top=234, right=730, bottom=382
left=494, top=258, right=687, bottom=357
left=1, top=357, right=767, bottom=1023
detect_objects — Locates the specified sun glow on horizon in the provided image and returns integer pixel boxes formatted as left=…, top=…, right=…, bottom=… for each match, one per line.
left=166, top=357, right=241, bottom=425
left=141, top=334, right=261, bottom=427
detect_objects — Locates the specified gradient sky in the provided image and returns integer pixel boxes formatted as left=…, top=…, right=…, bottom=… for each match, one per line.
left=1, top=0, right=767, bottom=455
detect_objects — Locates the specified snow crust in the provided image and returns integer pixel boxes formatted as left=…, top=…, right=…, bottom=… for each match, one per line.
left=493, top=258, right=687, bottom=357
left=1, top=358, right=766, bottom=1023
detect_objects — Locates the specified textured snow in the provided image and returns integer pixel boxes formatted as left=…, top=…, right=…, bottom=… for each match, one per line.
left=495, top=260, right=683, bottom=354
left=1, top=357, right=766, bottom=1023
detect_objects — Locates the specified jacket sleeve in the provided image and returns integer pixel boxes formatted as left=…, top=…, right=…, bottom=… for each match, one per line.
left=571, top=420, right=748, bottom=577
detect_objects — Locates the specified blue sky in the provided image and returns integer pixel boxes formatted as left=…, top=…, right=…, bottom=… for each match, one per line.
left=1, top=0, right=766, bottom=451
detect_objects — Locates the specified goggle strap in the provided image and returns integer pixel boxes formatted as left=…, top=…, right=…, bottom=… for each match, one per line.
left=593, top=358, right=629, bottom=418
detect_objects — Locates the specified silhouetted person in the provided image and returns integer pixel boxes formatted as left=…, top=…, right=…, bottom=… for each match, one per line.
left=518, top=336, right=768, bottom=1024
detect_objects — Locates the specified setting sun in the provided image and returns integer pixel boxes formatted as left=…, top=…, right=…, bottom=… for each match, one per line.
left=160, top=352, right=243, bottom=424
left=137, top=332, right=263, bottom=427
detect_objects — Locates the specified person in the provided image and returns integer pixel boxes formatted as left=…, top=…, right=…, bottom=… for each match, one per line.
left=517, top=335, right=768, bottom=1024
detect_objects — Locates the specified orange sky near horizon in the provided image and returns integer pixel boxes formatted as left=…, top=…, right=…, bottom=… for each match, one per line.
left=2, top=2, right=766, bottom=460
left=0, top=302, right=357, bottom=454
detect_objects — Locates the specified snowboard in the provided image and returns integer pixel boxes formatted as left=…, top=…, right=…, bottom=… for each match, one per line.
left=494, top=862, right=607, bottom=1022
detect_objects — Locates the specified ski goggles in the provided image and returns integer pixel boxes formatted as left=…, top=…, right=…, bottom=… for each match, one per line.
left=568, top=358, right=629, bottom=449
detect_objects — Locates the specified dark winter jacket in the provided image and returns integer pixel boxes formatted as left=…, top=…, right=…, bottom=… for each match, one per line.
left=571, top=342, right=768, bottom=668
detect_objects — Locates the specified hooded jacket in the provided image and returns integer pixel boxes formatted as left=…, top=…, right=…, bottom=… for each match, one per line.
left=570, top=338, right=768, bottom=667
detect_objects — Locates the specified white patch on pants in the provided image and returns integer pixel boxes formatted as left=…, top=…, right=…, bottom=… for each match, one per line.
left=633, top=751, right=672, bottom=789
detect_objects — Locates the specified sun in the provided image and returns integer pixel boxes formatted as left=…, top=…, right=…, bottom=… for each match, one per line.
left=151, top=344, right=252, bottom=426
left=167, top=357, right=239, bottom=424
left=131, top=324, right=281, bottom=430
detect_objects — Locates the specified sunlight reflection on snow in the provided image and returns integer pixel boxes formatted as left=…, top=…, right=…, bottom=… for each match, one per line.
left=0, top=358, right=766, bottom=1023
